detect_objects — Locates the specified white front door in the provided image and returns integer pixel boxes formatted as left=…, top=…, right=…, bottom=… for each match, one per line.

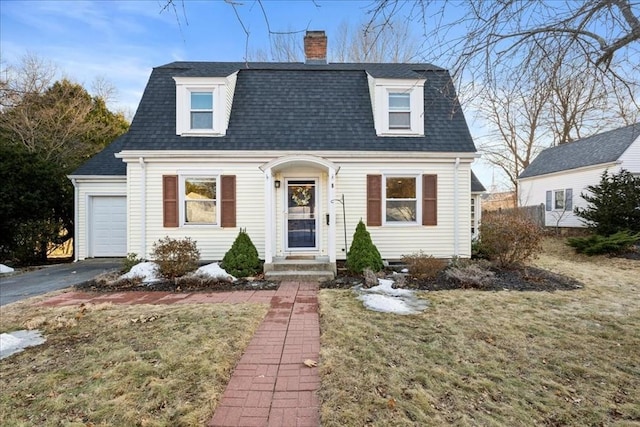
left=285, top=179, right=318, bottom=251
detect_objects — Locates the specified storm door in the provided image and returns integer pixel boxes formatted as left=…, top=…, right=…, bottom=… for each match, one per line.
left=285, top=180, right=318, bottom=250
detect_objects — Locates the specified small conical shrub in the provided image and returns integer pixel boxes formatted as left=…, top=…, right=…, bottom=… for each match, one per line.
left=222, top=228, right=261, bottom=278
left=346, top=219, right=384, bottom=274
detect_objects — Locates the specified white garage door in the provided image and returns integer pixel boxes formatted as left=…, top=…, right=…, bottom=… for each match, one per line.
left=91, top=196, right=127, bottom=257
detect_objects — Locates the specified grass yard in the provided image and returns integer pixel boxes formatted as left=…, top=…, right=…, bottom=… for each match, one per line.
left=318, top=238, right=640, bottom=426
left=0, top=299, right=268, bottom=426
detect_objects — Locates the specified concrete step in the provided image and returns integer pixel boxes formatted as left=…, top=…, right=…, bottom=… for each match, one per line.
left=266, top=260, right=335, bottom=272
left=265, top=270, right=335, bottom=282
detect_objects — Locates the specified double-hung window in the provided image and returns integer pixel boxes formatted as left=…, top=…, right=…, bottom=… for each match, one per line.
left=388, top=92, right=411, bottom=130
left=554, top=189, right=565, bottom=210
left=183, top=176, right=218, bottom=225
left=174, top=75, right=235, bottom=136
left=190, top=92, right=214, bottom=130
left=546, top=188, right=573, bottom=212
left=385, top=176, right=418, bottom=223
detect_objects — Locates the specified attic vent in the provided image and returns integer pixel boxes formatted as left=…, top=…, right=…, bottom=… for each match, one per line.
left=304, top=30, right=327, bottom=65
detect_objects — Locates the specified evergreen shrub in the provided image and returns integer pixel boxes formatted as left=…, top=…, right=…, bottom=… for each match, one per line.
left=567, top=231, right=640, bottom=256
left=575, top=169, right=640, bottom=235
left=346, top=220, right=384, bottom=274
left=222, top=229, right=261, bottom=278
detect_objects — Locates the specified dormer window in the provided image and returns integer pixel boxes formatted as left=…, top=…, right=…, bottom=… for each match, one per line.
left=388, top=92, right=411, bottom=129
left=174, top=74, right=238, bottom=137
left=190, top=92, right=214, bottom=130
left=368, top=74, right=425, bottom=137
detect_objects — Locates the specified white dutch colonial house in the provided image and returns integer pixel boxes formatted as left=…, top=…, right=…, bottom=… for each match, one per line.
left=518, top=123, right=640, bottom=228
left=69, top=31, right=484, bottom=278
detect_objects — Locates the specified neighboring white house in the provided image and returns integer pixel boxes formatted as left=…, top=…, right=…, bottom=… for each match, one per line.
left=518, top=123, right=640, bottom=228
left=69, top=31, right=485, bottom=275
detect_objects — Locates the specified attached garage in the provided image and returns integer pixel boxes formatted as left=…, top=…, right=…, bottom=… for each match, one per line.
left=69, top=137, right=128, bottom=261
left=90, top=196, right=127, bottom=257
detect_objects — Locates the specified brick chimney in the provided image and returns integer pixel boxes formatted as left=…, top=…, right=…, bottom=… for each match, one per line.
left=304, top=30, right=327, bottom=64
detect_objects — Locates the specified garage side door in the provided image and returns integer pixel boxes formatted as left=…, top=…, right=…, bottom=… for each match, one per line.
left=91, top=196, right=127, bottom=257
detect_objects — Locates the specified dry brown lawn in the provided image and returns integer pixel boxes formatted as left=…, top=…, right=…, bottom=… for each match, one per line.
left=0, top=298, right=268, bottom=426
left=318, top=237, right=640, bottom=426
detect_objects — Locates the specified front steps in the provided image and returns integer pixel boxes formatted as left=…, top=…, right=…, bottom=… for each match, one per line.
left=264, top=257, right=336, bottom=282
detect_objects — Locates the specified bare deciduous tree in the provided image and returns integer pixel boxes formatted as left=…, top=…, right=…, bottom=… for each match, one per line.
left=368, top=0, right=640, bottom=88
left=476, top=67, right=551, bottom=199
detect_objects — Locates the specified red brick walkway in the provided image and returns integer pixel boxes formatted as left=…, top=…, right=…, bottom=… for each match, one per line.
left=39, top=282, right=321, bottom=427
left=208, top=282, right=320, bottom=427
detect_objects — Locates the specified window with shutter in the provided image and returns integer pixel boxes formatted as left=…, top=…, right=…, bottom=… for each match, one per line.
left=163, top=175, right=179, bottom=227
left=422, top=174, right=437, bottom=226
left=220, top=175, right=236, bottom=228
left=367, top=175, right=382, bottom=226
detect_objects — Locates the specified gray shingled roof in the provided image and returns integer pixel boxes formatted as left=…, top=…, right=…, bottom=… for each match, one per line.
left=71, top=136, right=126, bottom=176
left=519, top=123, right=640, bottom=179
left=471, top=170, right=486, bottom=192
left=75, top=61, right=477, bottom=175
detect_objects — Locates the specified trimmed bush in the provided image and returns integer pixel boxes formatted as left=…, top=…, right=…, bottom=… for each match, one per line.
left=346, top=220, right=384, bottom=274
left=567, top=230, right=640, bottom=255
left=401, top=251, right=446, bottom=280
left=222, top=229, right=261, bottom=278
left=478, top=211, right=543, bottom=268
left=151, top=236, right=200, bottom=279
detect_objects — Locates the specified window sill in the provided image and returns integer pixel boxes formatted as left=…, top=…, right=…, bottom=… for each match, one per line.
left=377, top=130, right=423, bottom=137
left=179, top=130, right=224, bottom=137
left=382, top=222, right=421, bottom=227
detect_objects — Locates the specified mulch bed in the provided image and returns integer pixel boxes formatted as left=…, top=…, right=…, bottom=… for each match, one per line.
left=321, top=266, right=584, bottom=292
left=77, top=265, right=584, bottom=293
left=75, top=273, right=279, bottom=293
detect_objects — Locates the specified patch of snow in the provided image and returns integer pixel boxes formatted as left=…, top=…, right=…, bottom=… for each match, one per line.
left=354, top=278, right=429, bottom=315
left=0, top=330, right=46, bottom=359
left=401, top=268, right=409, bottom=273
left=120, top=262, right=162, bottom=283
left=367, top=278, right=414, bottom=297
left=358, top=294, right=417, bottom=315
left=193, top=263, right=236, bottom=281
left=0, top=264, right=15, bottom=274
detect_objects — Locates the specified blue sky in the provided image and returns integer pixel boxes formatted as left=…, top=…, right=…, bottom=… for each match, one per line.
left=1, top=0, right=497, bottom=188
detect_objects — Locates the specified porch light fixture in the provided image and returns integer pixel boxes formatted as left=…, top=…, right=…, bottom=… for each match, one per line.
left=274, top=180, right=281, bottom=189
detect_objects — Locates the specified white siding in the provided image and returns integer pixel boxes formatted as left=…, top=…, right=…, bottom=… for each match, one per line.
left=73, top=178, right=126, bottom=260
left=120, top=152, right=475, bottom=262
left=129, top=160, right=265, bottom=261
left=619, top=137, right=640, bottom=173
left=518, top=164, right=622, bottom=227
left=331, top=159, right=472, bottom=260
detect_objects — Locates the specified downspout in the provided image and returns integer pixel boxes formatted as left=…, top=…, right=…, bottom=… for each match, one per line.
left=139, top=157, right=146, bottom=258
left=71, top=178, right=79, bottom=262
left=454, top=157, right=460, bottom=257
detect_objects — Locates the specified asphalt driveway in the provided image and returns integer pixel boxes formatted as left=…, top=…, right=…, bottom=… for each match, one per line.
left=0, top=259, right=122, bottom=306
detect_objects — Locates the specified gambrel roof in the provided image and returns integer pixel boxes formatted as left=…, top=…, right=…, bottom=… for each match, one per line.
left=519, top=123, right=640, bottom=179
left=73, top=61, right=478, bottom=176
left=122, top=61, right=476, bottom=152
